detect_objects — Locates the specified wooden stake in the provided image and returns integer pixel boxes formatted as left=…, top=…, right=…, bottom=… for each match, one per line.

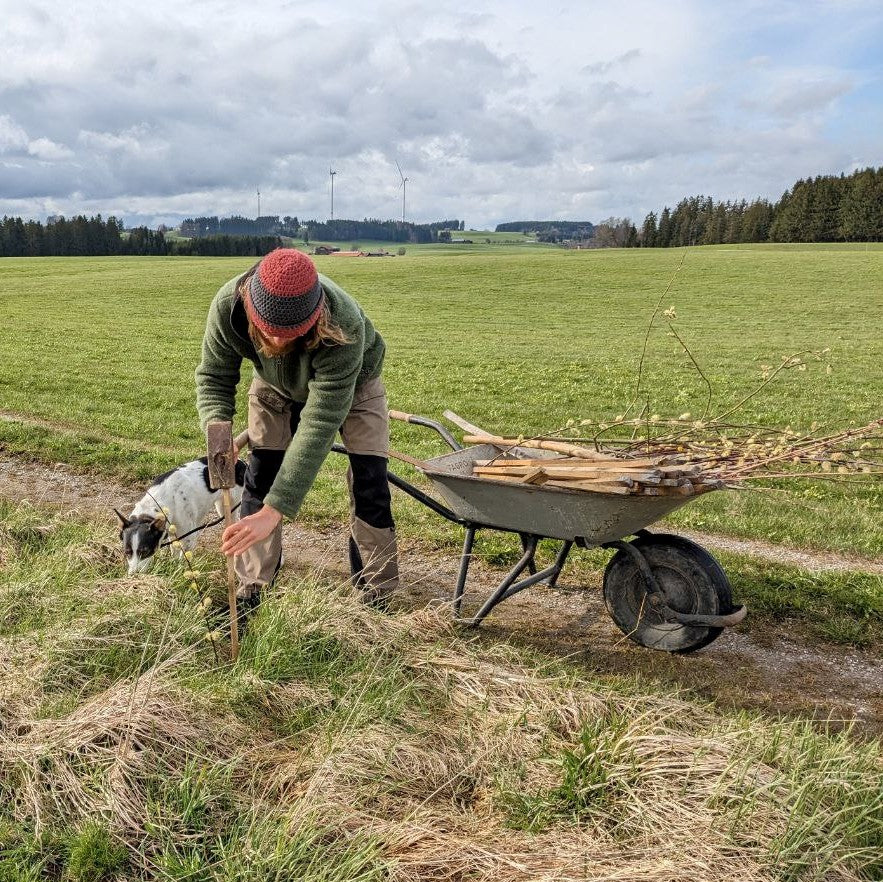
left=206, top=421, right=239, bottom=661
left=220, top=487, right=239, bottom=661
left=473, top=464, right=662, bottom=481
left=544, top=479, right=635, bottom=494
left=463, top=435, right=607, bottom=459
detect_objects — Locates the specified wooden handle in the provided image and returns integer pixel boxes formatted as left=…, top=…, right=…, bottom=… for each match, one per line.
left=388, top=409, right=412, bottom=423
left=233, top=429, right=249, bottom=453
left=442, top=410, right=490, bottom=436
left=388, top=448, right=432, bottom=470
left=221, top=488, right=239, bottom=661
left=462, top=435, right=605, bottom=460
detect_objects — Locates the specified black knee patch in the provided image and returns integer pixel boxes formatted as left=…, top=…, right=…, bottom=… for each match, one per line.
left=349, top=453, right=394, bottom=529
left=242, top=448, right=286, bottom=516
left=348, top=535, right=366, bottom=587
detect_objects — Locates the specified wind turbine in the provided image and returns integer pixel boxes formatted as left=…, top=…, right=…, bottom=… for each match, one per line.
left=256, top=187, right=261, bottom=218
left=395, top=161, right=408, bottom=223
left=329, top=168, right=337, bottom=221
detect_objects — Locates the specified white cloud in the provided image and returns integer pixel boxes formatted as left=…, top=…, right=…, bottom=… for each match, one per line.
left=582, top=49, right=642, bottom=77
left=768, top=78, right=855, bottom=116
left=78, top=126, right=169, bottom=158
left=0, top=115, right=29, bottom=152
left=0, top=0, right=877, bottom=227
left=0, top=115, right=73, bottom=162
left=27, top=138, right=74, bottom=161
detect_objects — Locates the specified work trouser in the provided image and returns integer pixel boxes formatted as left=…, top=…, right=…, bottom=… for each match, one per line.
left=235, top=375, right=399, bottom=600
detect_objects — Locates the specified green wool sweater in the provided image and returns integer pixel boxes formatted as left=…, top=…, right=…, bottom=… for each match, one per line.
left=195, top=271, right=385, bottom=518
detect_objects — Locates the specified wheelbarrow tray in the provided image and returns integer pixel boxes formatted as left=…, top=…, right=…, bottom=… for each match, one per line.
left=420, top=444, right=699, bottom=545
left=377, top=414, right=742, bottom=647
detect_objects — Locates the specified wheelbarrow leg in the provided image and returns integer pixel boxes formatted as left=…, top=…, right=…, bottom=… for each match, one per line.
left=464, top=536, right=539, bottom=627
left=453, top=526, right=476, bottom=616
left=546, top=540, right=573, bottom=588
left=519, top=533, right=538, bottom=575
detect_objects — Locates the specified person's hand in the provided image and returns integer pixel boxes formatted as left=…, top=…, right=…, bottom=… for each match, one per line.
left=221, top=505, right=282, bottom=556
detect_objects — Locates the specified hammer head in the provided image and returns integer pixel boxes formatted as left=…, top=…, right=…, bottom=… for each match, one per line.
left=206, top=421, right=236, bottom=490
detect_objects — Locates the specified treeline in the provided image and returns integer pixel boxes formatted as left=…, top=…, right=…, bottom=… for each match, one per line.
left=0, top=208, right=463, bottom=256
left=639, top=198, right=774, bottom=247
left=0, top=215, right=281, bottom=257
left=169, top=235, right=282, bottom=256
left=122, top=230, right=282, bottom=257
left=770, top=166, right=883, bottom=242
left=496, top=220, right=595, bottom=242
left=181, top=215, right=467, bottom=244
left=0, top=214, right=125, bottom=256
left=180, top=215, right=299, bottom=237
left=639, top=167, right=883, bottom=247
left=492, top=168, right=882, bottom=248
left=303, top=218, right=464, bottom=244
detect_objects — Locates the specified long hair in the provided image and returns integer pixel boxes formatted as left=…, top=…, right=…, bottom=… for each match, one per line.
left=239, top=266, right=350, bottom=357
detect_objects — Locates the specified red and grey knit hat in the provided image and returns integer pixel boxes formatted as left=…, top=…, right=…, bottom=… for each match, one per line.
left=244, top=248, right=324, bottom=340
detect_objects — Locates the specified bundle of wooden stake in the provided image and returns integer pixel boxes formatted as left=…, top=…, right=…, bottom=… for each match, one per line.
left=463, top=435, right=724, bottom=497
left=462, top=417, right=883, bottom=498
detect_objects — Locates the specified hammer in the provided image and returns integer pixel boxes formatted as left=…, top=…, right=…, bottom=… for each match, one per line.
left=206, top=420, right=240, bottom=660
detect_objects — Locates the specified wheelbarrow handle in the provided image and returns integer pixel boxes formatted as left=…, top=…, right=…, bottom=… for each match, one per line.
left=387, top=410, right=462, bottom=451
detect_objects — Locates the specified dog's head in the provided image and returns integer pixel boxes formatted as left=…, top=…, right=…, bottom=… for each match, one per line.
left=115, top=510, right=167, bottom=575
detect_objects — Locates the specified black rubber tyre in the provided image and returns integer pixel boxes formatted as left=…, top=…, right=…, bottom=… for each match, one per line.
left=602, top=533, right=734, bottom=653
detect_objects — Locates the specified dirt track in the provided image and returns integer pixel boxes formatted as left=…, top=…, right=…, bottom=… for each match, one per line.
left=1, top=452, right=881, bottom=735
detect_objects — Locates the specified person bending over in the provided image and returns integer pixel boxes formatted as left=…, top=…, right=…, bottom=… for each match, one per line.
left=195, top=247, right=398, bottom=610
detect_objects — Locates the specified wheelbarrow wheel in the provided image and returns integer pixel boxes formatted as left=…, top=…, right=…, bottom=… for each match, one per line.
left=603, top=533, right=733, bottom=653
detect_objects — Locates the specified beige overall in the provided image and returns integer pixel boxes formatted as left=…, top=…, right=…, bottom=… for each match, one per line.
left=235, top=375, right=399, bottom=600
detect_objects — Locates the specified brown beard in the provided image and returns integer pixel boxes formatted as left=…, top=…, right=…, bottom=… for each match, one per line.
left=248, top=322, right=301, bottom=357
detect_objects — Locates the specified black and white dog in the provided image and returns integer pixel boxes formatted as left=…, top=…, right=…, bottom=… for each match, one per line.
left=116, top=457, right=246, bottom=575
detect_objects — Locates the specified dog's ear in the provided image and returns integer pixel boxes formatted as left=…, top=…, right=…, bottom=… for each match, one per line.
left=151, top=514, right=167, bottom=532
left=114, top=508, right=131, bottom=528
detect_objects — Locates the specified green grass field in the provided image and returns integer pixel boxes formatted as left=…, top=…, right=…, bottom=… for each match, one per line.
left=1, top=245, right=881, bottom=880
left=1, top=243, right=880, bottom=558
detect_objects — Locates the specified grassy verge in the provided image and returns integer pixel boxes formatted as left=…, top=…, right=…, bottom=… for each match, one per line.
left=719, top=553, right=883, bottom=647
left=0, top=499, right=880, bottom=881
left=0, top=246, right=880, bottom=557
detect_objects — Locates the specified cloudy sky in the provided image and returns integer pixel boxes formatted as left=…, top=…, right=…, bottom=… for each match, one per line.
left=1, top=0, right=880, bottom=229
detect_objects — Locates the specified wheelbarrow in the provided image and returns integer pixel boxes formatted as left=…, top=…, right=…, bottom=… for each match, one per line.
left=354, top=410, right=746, bottom=654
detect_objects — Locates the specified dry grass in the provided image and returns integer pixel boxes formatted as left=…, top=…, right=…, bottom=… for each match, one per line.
left=1, top=660, right=245, bottom=833
left=0, top=501, right=880, bottom=881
